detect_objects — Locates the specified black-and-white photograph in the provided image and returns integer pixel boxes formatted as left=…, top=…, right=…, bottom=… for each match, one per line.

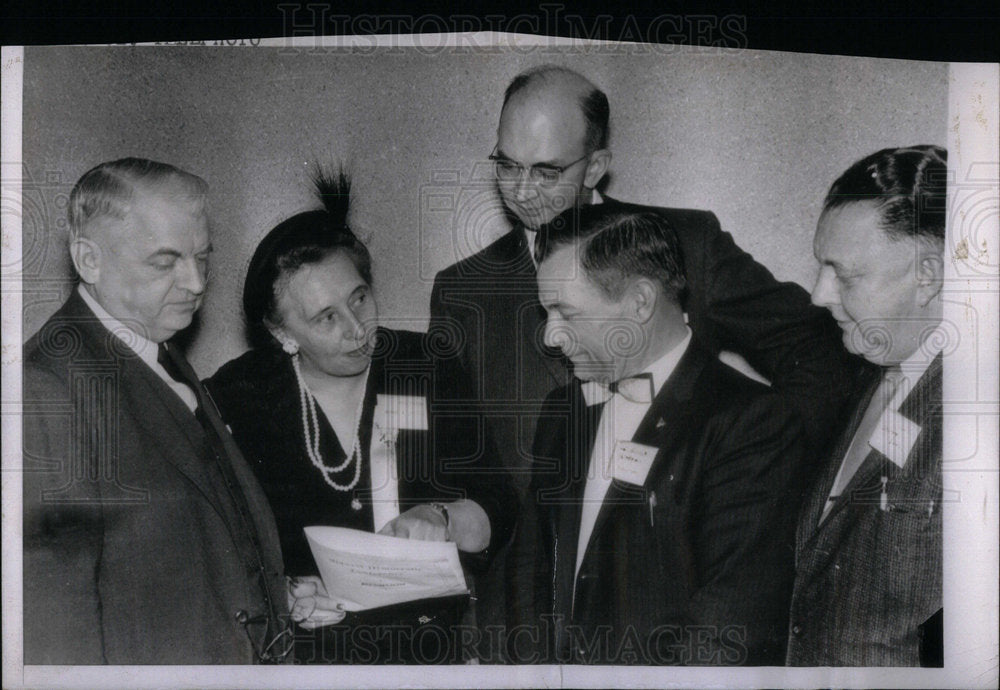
left=2, top=9, right=997, bottom=689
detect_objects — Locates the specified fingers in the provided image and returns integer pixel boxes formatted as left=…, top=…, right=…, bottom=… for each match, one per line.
left=288, top=576, right=342, bottom=628
left=291, top=596, right=347, bottom=629
left=406, top=520, right=445, bottom=541
left=290, top=594, right=316, bottom=623
left=288, top=574, right=328, bottom=598
left=403, top=513, right=446, bottom=541
left=289, top=578, right=317, bottom=599
left=378, top=507, right=447, bottom=542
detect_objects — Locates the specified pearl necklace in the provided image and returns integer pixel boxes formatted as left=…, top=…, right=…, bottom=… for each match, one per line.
left=292, top=353, right=365, bottom=499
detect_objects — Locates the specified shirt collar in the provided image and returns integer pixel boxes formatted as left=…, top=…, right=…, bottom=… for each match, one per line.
left=77, top=284, right=158, bottom=368
left=643, top=326, right=692, bottom=396
left=581, top=326, right=692, bottom=405
left=884, top=330, right=944, bottom=410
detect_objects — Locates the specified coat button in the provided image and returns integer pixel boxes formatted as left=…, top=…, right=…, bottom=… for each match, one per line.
left=792, top=624, right=802, bottom=635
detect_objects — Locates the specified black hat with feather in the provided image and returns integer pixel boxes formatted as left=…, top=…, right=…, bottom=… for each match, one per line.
left=242, top=165, right=372, bottom=348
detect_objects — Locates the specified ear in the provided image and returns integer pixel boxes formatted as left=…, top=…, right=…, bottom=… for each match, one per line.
left=265, top=320, right=299, bottom=354
left=582, top=149, right=611, bottom=190
left=629, top=277, right=658, bottom=324
left=915, top=245, right=944, bottom=306
left=69, top=236, right=102, bottom=285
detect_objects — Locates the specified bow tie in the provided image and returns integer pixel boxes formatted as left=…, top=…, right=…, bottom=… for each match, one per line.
left=581, top=372, right=655, bottom=406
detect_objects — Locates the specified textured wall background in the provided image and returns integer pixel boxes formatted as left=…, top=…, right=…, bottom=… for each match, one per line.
left=20, top=45, right=947, bottom=376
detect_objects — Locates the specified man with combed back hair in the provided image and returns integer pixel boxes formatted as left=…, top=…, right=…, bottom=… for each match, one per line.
left=22, top=158, right=289, bottom=664
left=787, top=146, right=947, bottom=667
left=524, top=204, right=807, bottom=665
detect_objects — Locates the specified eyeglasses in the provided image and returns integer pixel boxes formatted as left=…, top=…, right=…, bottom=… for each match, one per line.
left=236, top=609, right=293, bottom=664
left=489, top=145, right=591, bottom=188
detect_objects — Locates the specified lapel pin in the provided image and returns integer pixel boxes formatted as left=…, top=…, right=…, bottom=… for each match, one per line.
left=656, top=418, right=666, bottom=429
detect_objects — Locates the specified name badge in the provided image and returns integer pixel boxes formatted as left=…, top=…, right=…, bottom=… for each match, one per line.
left=377, top=394, right=428, bottom=432
left=612, top=441, right=659, bottom=486
left=869, top=409, right=921, bottom=468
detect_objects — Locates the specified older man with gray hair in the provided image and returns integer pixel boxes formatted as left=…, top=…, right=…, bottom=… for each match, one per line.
left=23, top=158, right=289, bottom=664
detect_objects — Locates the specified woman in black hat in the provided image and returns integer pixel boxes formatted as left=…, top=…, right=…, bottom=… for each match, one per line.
left=205, top=169, right=516, bottom=664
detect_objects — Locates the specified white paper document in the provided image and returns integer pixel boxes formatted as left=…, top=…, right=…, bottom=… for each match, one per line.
left=304, top=526, right=469, bottom=611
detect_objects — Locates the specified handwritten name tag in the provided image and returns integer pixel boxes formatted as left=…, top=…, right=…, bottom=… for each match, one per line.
left=612, top=441, right=659, bottom=486
left=377, top=394, right=428, bottom=432
left=869, top=409, right=922, bottom=468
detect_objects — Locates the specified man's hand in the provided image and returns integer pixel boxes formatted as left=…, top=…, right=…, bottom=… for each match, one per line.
left=287, top=576, right=347, bottom=629
left=378, top=504, right=448, bottom=542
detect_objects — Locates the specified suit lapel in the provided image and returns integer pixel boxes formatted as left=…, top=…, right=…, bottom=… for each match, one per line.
left=504, top=228, right=570, bottom=389
left=522, top=296, right=570, bottom=388
left=86, top=305, right=259, bottom=545
left=544, top=383, right=598, bottom=618
left=834, top=354, right=942, bottom=506
left=801, top=355, right=941, bottom=544
left=63, top=293, right=285, bottom=626
left=797, top=367, right=880, bottom=545
left=158, top=339, right=287, bottom=626
left=61, top=293, right=227, bottom=521
left=120, top=346, right=239, bottom=527
left=899, top=353, right=942, bottom=424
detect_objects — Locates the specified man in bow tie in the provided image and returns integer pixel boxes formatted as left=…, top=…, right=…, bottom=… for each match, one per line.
left=22, top=158, right=288, bottom=663
left=520, top=204, right=808, bottom=665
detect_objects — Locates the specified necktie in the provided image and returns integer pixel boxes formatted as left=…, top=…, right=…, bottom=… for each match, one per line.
left=821, top=365, right=903, bottom=522
left=581, top=372, right=655, bottom=406
left=157, top=342, right=199, bottom=400
left=157, top=342, right=233, bottom=439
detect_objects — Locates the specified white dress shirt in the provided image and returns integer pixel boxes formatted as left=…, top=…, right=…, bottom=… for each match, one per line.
left=77, top=285, right=198, bottom=412
left=575, top=327, right=692, bottom=576
left=369, top=393, right=404, bottom=532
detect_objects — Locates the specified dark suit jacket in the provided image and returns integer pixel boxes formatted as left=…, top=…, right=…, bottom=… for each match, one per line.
left=205, top=328, right=517, bottom=576
left=787, top=355, right=943, bottom=666
left=22, top=291, right=288, bottom=664
left=529, top=342, right=807, bottom=665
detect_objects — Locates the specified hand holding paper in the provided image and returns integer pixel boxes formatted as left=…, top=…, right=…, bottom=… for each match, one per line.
left=304, top=526, right=469, bottom=611
left=287, top=575, right=347, bottom=629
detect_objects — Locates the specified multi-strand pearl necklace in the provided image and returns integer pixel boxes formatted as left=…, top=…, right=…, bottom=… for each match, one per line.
left=292, top=353, right=365, bottom=507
